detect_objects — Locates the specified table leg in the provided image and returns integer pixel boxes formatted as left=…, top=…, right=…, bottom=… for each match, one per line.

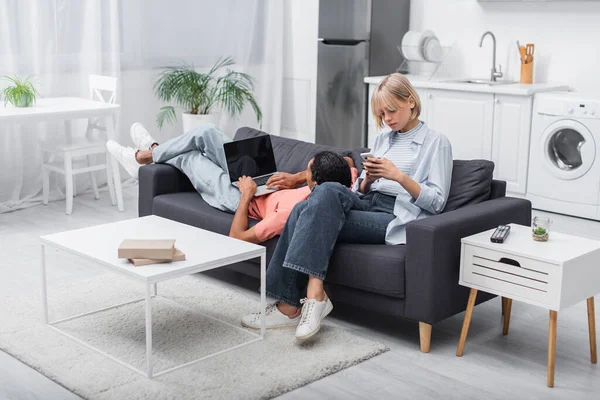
left=588, top=297, right=597, bottom=364
left=41, top=245, right=48, bottom=324
left=503, top=298, right=513, bottom=335
left=457, top=288, right=478, bottom=357
left=548, top=310, right=558, bottom=388
left=260, top=254, right=266, bottom=338
left=106, top=113, right=124, bottom=211
left=502, top=297, right=507, bottom=317
left=63, top=152, right=74, bottom=214
left=145, top=283, right=153, bottom=378
left=152, top=283, right=158, bottom=297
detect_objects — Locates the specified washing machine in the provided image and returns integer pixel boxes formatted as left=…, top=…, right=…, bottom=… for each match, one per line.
left=527, top=92, right=600, bottom=219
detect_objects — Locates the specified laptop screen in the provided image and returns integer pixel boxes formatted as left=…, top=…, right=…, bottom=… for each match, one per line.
left=224, top=135, right=277, bottom=182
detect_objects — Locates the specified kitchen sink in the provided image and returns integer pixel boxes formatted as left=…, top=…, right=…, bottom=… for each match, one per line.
left=444, top=79, right=518, bottom=86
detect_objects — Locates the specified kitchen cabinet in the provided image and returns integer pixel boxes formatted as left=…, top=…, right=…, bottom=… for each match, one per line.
left=425, top=89, right=494, bottom=161
left=491, top=95, right=533, bottom=194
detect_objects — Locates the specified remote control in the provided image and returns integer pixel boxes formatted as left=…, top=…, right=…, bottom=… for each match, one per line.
left=490, top=225, right=511, bottom=243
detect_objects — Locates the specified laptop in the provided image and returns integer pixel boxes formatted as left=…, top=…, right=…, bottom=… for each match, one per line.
left=223, top=135, right=279, bottom=197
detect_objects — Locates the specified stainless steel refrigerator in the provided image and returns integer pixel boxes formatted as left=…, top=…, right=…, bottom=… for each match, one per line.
left=315, top=0, right=411, bottom=148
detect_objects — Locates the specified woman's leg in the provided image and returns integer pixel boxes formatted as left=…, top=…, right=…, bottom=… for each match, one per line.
left=266, top=182, right=366, bottom=304
left=265, top=200, right=311, bottom=308
left=336, top=209, right=396, bottom=244
left=152, top=124, right=231, bottom=170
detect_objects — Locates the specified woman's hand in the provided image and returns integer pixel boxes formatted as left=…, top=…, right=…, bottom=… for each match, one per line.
left=363, top=158, right=405, bottom=183
left=266, top=172, right=298, bottom=190
left=238, top=176, right=257, bottom=199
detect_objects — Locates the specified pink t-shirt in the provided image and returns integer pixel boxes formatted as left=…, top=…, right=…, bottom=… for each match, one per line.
left=248, top=168, right=359, bottom=242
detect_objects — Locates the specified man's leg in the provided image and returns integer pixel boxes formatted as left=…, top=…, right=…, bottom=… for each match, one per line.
left=152, top=124, right=231, bottom=170
left=165, top=151, right=241, bottom=213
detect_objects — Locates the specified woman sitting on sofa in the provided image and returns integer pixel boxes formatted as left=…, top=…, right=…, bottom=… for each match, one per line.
left=241, top=73, right=454, bottom=340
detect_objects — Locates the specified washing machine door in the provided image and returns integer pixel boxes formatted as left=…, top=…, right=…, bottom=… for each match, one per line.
left=540, top=119, right=595, bottom=180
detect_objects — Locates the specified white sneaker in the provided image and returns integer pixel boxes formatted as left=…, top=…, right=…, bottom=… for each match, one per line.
left=295, top=297, right=333, bottom=340
left=241, top=303, right=301, bottom=330
left=130, top=123, right=157, bottom=151
left=106, top=140, right=140, bottom=180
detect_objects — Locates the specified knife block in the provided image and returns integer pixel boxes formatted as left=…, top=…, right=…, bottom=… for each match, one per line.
left=520, top=61, right=533, bottom=84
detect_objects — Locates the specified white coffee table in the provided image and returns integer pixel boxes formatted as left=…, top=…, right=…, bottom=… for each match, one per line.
left=456, top=223, right=599, bottom=387
left=40, top=215, right=266, bottom=379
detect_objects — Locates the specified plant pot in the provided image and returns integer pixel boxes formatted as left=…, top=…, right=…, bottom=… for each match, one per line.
left=182, top=112, right=220, bottom=134
left=15, top=93, right=33, bottom=107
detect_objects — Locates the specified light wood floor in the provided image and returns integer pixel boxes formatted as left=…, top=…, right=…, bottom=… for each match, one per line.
left=1, top=187, right=599, bottom=399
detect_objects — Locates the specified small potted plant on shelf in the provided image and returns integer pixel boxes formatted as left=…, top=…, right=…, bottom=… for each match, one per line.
left=154, top=56, right=262, bottom=133
left=1, top=75, right=39, bottom=107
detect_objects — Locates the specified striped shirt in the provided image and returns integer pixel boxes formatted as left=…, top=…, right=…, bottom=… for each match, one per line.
left=370, top=121, right=423, bottom=196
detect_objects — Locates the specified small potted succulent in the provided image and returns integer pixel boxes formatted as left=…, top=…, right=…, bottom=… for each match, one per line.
left=532, top=217, right=551, bottom=242
left=1, top=75, right=39, bottom=107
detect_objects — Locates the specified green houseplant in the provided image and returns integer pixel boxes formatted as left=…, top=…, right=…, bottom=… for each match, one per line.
left=154, top=56, right=262, bottom=132
left=2, top=75, right=39, bottom=107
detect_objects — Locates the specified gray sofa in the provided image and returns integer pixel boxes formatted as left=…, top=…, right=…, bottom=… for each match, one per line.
left=139, top=127, right=532, bottom=352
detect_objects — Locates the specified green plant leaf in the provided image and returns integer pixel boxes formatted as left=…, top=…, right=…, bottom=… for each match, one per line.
left=156, top=106, right=177, bottom=129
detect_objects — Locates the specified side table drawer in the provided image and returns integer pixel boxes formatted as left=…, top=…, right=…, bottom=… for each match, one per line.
left=461, top=244, right=559, bottom=307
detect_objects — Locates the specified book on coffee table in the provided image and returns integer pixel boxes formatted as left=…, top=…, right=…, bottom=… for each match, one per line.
left=118, top=239, right=176, bottom=260
left=128, top=248, right=186, bottom=266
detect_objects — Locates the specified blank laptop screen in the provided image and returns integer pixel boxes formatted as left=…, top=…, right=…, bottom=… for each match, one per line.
left=224, top=135, right=277, bottom=182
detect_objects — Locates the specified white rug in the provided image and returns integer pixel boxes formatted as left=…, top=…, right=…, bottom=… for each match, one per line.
left=0, top=271, right=388, bottom=399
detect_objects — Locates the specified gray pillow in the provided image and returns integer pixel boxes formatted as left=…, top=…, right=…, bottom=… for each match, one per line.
left=443, top=160, right=495, bottom=212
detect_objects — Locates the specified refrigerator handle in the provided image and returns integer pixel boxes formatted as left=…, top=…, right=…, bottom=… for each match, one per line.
left=318, top=38, right=368, bottom=46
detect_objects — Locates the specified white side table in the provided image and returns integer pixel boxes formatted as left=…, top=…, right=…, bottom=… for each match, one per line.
left=456, top=223, right=599, bottom=387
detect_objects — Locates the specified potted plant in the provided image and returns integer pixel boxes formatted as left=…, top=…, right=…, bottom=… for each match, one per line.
left=2, top=75, right=39, bottom=107
left=532, top=216, right=551, bottom=242
left=154, top=56, right=262, bottom=133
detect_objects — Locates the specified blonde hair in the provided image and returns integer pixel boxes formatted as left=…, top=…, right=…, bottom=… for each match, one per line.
left=371, top=73, right=421, bottom=129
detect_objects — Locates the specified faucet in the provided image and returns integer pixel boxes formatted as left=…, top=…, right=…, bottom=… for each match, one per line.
left=479, top=31, right=503, bottom=82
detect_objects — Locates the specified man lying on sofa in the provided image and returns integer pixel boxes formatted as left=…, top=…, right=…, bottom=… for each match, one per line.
left=107, top=123, right=358, bottom=243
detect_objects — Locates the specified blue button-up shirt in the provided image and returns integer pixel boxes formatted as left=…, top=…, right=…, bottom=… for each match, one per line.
left=352, top=122, right=453, bottom=245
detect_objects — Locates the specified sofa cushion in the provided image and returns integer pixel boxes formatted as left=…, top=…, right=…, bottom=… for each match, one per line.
left=444, top=160, right=495, bottom=212
left=152, top=192, right=278, bottom=262
left=234, top=127, right=368, bottom=174
left=326, top=243, right=406, bottom=299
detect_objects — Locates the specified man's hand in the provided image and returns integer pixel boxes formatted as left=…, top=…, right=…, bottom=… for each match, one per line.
left=266, top=172, right=299, bottom=190
left=363, top=158, right=404, bottom=183
left=238, top=176, right=257, bottom=198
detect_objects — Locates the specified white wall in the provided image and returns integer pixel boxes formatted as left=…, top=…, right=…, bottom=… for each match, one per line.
left=281, top=0, right=319, bottom=143
left=410, top=0, right=600, bottom=94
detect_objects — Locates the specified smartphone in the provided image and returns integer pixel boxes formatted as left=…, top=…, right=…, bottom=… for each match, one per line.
left=360, top=152, right=376, bottom=161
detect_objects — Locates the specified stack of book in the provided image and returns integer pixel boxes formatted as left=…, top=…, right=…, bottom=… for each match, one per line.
left=117, top=239, right=186, bottom=266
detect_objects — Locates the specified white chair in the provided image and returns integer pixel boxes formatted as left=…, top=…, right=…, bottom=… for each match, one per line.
left=42, top=75, right=117, bottom=214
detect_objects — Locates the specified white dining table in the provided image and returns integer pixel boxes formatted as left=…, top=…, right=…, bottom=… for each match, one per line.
left=0, top=97, right=124, bottom=211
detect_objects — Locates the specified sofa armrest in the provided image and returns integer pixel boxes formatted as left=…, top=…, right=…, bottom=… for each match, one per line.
left=403, top=197, right=531, bottom=324
left=138, top=164, right=194, bottom=217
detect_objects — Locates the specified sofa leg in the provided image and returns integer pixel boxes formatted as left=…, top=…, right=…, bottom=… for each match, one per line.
left=419, top=322, right=432, bottom=353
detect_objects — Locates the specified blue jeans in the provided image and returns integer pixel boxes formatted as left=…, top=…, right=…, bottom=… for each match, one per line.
left=265, top=182, right=396, bottom=306
left=152, top=124, right=241, bottom=213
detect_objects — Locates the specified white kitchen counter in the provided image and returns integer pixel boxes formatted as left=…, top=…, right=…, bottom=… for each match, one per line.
left=364, top=75, right=570, bottom=96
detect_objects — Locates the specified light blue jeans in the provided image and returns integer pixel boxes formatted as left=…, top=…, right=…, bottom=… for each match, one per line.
left=265, top=182, right=396, bottom=306
left=152, top=124, right=241, bottom=213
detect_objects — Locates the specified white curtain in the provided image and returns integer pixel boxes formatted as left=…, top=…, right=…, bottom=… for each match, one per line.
left=0, top=0, right=284, bottom=213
